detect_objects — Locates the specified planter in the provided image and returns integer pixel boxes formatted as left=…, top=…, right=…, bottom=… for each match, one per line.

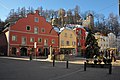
left=60, top=54, right=65, bottom=61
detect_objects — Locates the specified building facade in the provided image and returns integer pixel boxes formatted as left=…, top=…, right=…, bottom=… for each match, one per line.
left=94, top=32, right=109, bottom=52
left=59, top=28, right=77, bottom=55
left=108, top=33, right=116, bottom=49
left=73, top=27, right=86, bottom=56
left=3, top=10, right=59, bottom=57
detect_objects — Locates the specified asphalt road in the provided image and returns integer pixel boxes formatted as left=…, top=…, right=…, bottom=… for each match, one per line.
left=0, top=57, right=120, bottom=80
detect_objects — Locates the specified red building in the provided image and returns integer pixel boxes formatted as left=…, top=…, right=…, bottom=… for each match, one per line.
left=74, top=27, right=86, bottom=57
left=2, top=10, right=58, bottom=57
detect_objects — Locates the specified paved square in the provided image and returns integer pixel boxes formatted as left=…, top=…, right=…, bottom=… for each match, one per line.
left=0, top=57, right=120, bottom=80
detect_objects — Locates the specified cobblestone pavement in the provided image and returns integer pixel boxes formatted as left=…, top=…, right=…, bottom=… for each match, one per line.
left=0, top=57, right=120, bottom=80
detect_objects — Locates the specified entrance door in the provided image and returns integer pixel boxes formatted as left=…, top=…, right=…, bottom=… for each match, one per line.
left=12, top=47, right=16, bottom=56
left=43, top=48, right=48, bottom=57
left=38, top=48, right=42, bottom=56
left=20, top=47, right=27, bottom=56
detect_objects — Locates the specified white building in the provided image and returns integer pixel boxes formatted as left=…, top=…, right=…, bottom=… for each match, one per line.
left=117, top=36, right=120, bottom=52
left=94, top=32, right=109, bottom=52
left=108, top=33, right=117, bottom=49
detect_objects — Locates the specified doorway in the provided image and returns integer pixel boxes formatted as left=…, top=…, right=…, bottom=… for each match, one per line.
left=20, top=47, right=27, bottom=56
left=12, top=47, right=16, bottom=56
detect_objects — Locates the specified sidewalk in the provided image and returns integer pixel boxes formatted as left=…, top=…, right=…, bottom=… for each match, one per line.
left=1, top=56, right=120, bottom=66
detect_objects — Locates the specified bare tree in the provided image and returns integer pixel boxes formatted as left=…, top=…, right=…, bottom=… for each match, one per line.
left=107, top=13, right=120, bottom=37
left=37, top=6, right=43, bottom=16
left=74, top=5, right=81, bottom=24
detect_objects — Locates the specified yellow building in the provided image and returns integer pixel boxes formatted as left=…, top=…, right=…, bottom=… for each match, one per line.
left=59, top=28, right=77, bottom=55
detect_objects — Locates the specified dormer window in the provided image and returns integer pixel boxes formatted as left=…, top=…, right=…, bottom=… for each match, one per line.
left=34, top=17, right=39, bottom=22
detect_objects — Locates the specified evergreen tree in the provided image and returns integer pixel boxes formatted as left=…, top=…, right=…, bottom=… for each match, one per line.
left=85, top=30, right=100, bottom=58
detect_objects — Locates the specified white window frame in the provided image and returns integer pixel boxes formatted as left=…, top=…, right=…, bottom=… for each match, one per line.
left=61, top=40, right=64, bottom=46
left=44, top=39, right=48, bottom=46
left=26, top=25, right=31, bottom=31
left=38, top=38, right=42, bottom=43
left=34, top=27, right=39, bottom=34
left=12, top=35, right=17, bottom=41
left=34, top=17, right=39, bottom=22
left=21, top=37, right=27, bottom=45
left=30, top=37, right=34, bottom=42
left=52, top=39, right=55, bottom=44
left=41, top=28, right=45, bottom=33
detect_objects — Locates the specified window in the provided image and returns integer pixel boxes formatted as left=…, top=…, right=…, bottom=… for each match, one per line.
left=66, top=41, right=69, bottom=46
left=41, top=28, right=45, bottom=33
left=52, top=39, right=55, bottom=44
left=78, top=30, right=81, bottom=35
left=12, top=35, right=17, bottom=41
left=65, top=33, right=67, bottom=37
left=44, top=39, right=48, bottom=46
left=34, top=27, right=38, bottom=34
left=106, top=44, right=108, bottom=47
left=22, top=37, right=26, bottom=45
left=70, top=34, right=72, bottom=38
left=78, top=42, right=81, bottom=46
left=72, top=41, right=76, bottom=46
left=30, top=37, right=34, bottom=42
left=26, top=25, right=31, bottom=31
left=61, top=40, right=64, bottom=46
left=34, top=17, right=39, bottom=22
left=38, top=38, right=42, bottom=43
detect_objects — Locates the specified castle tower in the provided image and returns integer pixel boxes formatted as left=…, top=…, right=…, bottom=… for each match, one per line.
left=82, top=13, right=94, bottom=30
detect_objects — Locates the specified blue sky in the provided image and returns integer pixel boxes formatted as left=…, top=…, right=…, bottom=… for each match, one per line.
left=0, top=0, right=119, bottom=21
